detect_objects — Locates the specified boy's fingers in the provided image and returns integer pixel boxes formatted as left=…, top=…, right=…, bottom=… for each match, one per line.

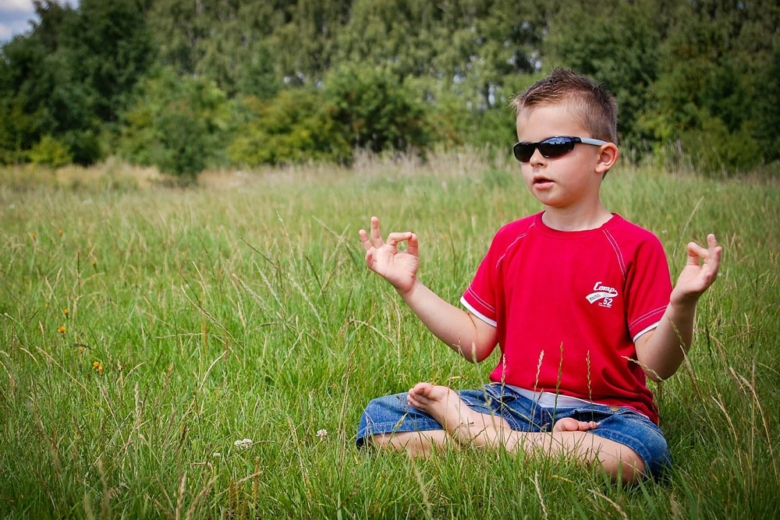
left=705, top=236, right=722, bottom=278
left=386, top=232, right=411, bottom=248
left=686, top=241, right=708, bottom=265
left=358, top=229, right=372, bottom=252
left=408, top=233, right=419, bottom=256
left=365, top=249, right=375, bottom=268
left=707, top=234, right=723, bottom=266
left=370, top=216, right=384, bottom=248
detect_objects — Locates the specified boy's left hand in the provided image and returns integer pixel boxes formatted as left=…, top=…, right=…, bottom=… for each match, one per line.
left=671, top=234, right=722, bottom=306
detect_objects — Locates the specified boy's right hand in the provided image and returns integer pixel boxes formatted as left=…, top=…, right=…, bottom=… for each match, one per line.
left=359, top=216, right=419, bottom=296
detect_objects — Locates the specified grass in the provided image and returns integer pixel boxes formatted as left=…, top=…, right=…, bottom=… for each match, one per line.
left=0, top=152, right=778, bottom=519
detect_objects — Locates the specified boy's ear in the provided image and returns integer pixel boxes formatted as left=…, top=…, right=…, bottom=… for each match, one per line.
left=595, top=143, right=619, bottom=175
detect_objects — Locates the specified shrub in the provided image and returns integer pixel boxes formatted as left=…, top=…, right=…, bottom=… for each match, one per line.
left=227, top=89, right=351, bottom=166
left=118, top=69, right=229, bottom=175
left=27, top=135, right=73, bottom=167
left=323, top=64, right=432, bottom=154
left=680, top=115, right=762, bottom=175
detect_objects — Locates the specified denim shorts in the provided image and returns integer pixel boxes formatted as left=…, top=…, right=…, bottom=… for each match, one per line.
left=356, top=382, right=671, bottom=478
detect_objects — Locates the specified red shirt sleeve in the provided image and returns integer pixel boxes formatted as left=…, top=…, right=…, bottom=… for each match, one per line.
left=460, top=232, right=502, bottom=327
left=625, top=235, right=673, bottom=341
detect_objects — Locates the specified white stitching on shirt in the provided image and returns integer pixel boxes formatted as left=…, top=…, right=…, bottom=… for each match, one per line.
left=495, top=223, right=534, bottom=269
left=466, top=286, right=495, bottom=312
left=629, top=305, right=667, bottom=328
left=603, top=229, right=626, bottom=279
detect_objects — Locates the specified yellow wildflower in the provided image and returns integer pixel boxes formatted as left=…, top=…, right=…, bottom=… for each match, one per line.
left=63, top=309, right=69, bottom=316
left=58, top=326, right=66, bottom=333
left=92, top=361, right=103, bottom=373
left=58, top=229, right=64, bottom=236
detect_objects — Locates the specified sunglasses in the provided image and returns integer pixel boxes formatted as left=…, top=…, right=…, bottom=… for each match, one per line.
left=512, top=136, right=608, bottom=163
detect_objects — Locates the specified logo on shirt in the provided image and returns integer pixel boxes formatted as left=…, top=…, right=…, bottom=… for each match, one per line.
left=586, top=281, right=618, bottom=308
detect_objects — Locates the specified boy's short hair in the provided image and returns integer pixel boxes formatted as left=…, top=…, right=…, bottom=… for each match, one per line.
left=511, top=68, right=618, bottom=144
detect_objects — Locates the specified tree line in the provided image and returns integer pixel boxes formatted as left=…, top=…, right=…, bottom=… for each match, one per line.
left=1, top=0, right=777, bottom=175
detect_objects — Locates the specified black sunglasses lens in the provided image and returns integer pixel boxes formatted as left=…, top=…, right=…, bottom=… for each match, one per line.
left=538, top=138, right=575, bottom=158
left=514, top=143, right=535, bottom=162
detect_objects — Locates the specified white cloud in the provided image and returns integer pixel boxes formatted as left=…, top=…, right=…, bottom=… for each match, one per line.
left=0, top=1, right=35, bottom=15
left=0, top=18, right=30, bottom=39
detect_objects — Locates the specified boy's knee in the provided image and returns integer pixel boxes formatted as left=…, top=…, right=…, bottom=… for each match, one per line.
left=603, top=447, right=646, bottom=485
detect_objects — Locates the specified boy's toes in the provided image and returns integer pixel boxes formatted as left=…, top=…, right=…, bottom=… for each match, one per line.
left=552, top=418, right=579, bottom=432
left=409, top=382, right=434, bottom=398
left=553, top=418, right=600, bottom=432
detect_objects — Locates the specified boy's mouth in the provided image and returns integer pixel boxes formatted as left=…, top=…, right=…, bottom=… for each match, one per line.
left=533, top=175, right=553, bottom=186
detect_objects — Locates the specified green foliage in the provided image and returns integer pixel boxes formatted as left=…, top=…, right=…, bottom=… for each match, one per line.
left=0, top=0, right=152, bottom=166
left=118, top=69, right=229, bottom=175
left=546, top=0, right=662, bottom=150
left=228, top=90, right=351, bottom=166
left=679, top=113, right=762, bottom=174
left=324, top=64, right=431, bottom=154
left=26, top=134, right=73, bottom=167
left=1, top=0, right=778, bottom=174
left=638, top=0, right=779, bottom=171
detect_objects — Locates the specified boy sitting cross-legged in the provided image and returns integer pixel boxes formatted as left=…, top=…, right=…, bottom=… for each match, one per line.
left=356, top=69, right=722, bottom=484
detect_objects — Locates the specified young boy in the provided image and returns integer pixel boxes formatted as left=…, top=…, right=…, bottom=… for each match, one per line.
left=356, top=69, right=721, bottom=483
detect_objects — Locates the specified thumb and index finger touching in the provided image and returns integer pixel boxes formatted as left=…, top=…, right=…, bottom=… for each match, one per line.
left=359, top=216, right=418, bottom=255
left=686, top=233, right=723, bottom=277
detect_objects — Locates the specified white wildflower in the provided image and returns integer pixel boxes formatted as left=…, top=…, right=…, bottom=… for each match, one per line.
left=316, top=429, right=328, bottom=439
left=212, top=452, right=221, bottom=458
left=234, top=438, right=253, bottom=450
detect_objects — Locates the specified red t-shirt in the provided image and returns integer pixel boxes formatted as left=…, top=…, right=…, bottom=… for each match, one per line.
left=461, top=212, right=672, bottom=423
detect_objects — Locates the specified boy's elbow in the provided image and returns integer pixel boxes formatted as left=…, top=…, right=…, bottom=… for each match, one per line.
left=456, top=342, right=494, bottom=363
left=468, top=343, right=496, bottom=364
left=642, top=365, right=678, bottom=383
left=643, top=368, right=663, bottom=383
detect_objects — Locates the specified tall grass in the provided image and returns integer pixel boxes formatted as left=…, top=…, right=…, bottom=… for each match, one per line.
left=0, top=153, right=778, bottom=518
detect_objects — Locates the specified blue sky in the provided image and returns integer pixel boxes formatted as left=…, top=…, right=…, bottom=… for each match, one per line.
left=0, top=0, right=79, bottom=42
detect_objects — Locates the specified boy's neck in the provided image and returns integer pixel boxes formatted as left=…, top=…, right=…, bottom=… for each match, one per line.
left=541, top=203, right=613, bottom=232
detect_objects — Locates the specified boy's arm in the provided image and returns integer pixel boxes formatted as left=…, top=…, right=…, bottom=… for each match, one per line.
left=399, top=280, right=498, bottom=362
left=359, top=217, right=498, bottom=362
left=635, top=234, right=722, bottom=381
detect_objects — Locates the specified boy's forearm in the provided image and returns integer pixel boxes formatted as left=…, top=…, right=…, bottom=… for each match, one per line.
left=638, top=298, right=697, bottom=381
left=399, top=279, right=491, bottom=362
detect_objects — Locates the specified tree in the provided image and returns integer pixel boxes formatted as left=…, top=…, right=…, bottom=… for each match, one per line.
left=118, top=68, right=229, bottom=175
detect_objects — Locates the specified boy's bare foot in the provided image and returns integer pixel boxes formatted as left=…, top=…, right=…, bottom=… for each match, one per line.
left=552, top=417, right=599, bottom=432
left=407, top=383, right=599, bottom=447
left=407, top=383, right=466, bottom=430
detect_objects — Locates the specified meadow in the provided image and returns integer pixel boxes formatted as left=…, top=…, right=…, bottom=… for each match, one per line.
left=0, top=152, right=778, bottom=519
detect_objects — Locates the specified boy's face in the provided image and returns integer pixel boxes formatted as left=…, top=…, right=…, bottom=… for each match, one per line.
left=515, top=103, right=615, bottom=212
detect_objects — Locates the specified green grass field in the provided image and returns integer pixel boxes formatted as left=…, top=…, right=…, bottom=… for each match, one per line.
left=1, top=153, right=778, bottom=519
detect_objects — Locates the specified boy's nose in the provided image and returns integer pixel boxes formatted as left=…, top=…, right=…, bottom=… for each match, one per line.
left=529, top=147, right=546, bottom=167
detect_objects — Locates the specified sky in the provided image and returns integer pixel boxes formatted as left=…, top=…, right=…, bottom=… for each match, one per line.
left=0, top=0, right=79, bottom=42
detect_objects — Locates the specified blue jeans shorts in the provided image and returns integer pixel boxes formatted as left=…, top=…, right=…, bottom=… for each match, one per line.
left=356, top=382, right=672, bottom=479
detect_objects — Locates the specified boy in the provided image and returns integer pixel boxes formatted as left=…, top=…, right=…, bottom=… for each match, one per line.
left=356, top=69, right=721, bottom=483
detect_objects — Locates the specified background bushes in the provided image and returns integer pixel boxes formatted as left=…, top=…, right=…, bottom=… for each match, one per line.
left=1, top=0, right=778, bottom=175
